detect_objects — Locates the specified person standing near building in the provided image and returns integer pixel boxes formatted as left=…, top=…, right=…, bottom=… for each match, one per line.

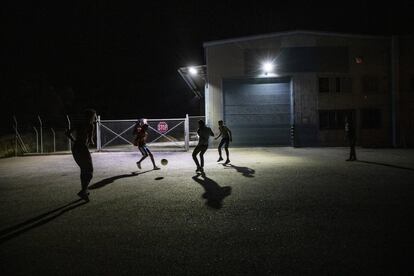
left=215, top=120, right=232, bottom=164
left=345, top=116, right=357, bottom=161
left=66, top=109, right=97, bottom=201
left=136, top=124, right=160, bottom=170
left=193, top=120, right=214, bottom=173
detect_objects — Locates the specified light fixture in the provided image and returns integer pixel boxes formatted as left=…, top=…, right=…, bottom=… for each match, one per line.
left=189, top=67, right=198, bottom=76
left=262, top=61, right=274, bottom=75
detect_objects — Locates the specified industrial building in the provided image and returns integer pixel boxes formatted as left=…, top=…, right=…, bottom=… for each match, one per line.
left=180, top=30, right=414, bottom=147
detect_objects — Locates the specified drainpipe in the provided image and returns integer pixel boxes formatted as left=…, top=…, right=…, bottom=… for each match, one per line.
left=391, top=36, right=399, bottom=147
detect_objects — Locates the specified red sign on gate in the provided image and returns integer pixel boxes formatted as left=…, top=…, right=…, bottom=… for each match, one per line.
left=157, top=122, right=168, bottom=133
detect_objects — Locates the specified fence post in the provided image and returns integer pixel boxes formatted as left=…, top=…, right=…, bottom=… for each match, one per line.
left=96, top=115, right=101, bottom=151
left=51, top=128, right=56, bottom=152
left=66, top=115, right=71, bottom=151
left=33, top=127, right=39, bottom=153
left=38, top=115, right=43, bottom=153
left=12, top=115, right=29, bottom=155
left=184, top=114, right=189, bottom=151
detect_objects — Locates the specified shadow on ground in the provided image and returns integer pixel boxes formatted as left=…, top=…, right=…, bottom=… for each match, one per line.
left=223, top=164, right=255, bottom=177
left=0, top=199, right=88, bottom=244
left=357, top=160, right=414, bottom=171
left=192, top=173, right=232, bottom=209
left=89, top=170, right=151, bottom=189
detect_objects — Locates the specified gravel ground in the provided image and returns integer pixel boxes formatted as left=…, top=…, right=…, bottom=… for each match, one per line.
left=1, top=147, right=413, bottom=275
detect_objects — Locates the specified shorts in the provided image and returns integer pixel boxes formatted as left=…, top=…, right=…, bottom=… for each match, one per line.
left=138, top=145, right=151, bottom=156
left=219, top=138, right=230, bottom=148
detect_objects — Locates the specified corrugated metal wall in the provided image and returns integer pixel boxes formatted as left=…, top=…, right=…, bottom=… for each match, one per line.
left=223, top=78, right=291, bottom=146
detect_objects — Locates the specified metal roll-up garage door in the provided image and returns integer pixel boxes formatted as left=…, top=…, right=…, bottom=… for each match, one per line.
left=223, top=77, right=292, bottom=146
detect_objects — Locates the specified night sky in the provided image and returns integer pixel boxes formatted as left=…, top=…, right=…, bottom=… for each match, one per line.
left=1, top=1, right=413, bottom=131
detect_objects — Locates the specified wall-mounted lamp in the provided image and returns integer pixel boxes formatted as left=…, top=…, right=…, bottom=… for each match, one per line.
left=262, top=61, right=274, bottom=75
left=189, top=67, right=198, bottom=76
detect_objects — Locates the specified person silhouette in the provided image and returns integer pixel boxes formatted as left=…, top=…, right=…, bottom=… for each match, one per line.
left=215, top=120, right=232, bottom=164
left=132, top=118, right=143, bottom=145
left=192, top=120, right=214, bottom=173
left=66, top=109, right=97, bottom=201
left=345, top=116, right=357, bottom=161
left=135, top=124, right=160, bottom=170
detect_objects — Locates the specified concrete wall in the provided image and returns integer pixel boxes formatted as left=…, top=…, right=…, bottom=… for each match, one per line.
left=292, top=73, right=319, bottom=146
left=205, top=32, right=398, bottom=146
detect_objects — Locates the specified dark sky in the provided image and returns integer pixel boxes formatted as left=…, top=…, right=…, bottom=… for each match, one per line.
left=1, top=1, right=413, bottom=127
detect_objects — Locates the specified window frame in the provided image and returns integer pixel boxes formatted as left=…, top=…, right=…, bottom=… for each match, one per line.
left=318, top=76, right=352, bottom=94
left=319, top=109, right=355, bottom=130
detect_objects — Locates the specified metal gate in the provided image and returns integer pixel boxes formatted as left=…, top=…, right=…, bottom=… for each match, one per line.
left=96, top=115, right=191, bottom=151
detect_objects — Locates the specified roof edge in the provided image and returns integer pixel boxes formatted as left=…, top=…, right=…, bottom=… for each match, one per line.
left=203, top=30, right=390, bottom=48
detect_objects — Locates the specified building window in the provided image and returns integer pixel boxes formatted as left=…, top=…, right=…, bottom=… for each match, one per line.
left=319, top=111, right=330, bottom=129
left=319, top=110, right=354, bottom=130
left=362, top=76, right=380, bottom=93
left=319, top=76, right=352, bottom=93
left=335, top=77, right=341, bottom=93
left=361, top=109, right=381, bottom=129
left=319, top=77, right=330, bottom=93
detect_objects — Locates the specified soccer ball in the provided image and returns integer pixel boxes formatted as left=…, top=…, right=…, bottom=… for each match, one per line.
left=161, top=159, right=168, bottom=166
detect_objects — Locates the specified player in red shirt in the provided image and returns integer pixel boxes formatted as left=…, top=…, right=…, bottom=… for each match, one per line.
left=135, top=124, right=160, bottom=170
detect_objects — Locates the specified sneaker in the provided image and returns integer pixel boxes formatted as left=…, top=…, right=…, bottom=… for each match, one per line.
left=224, top=159, right=230, bottom=165
left=77, top=190, right=90, bottom=201
left=136, top=162, right=141, bottom=169
left=217, top=157, right=223, bottom=162
left=153, top=166, right=160, bottom=170
left=196, top=166, right=202, bottom=173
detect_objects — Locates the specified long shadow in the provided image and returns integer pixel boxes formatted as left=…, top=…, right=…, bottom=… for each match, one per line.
left=89, top=170, right=151, bottom=190
left=357, top=160, right=414, bottom=171
left=223, top=164, right=255, bottom=177
left=192, top=173, right=232, bottom=209
left=0, top=199, right=88, bottom=244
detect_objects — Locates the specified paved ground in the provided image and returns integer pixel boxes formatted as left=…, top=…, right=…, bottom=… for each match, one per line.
left=0, top=147, right=413, bottom=275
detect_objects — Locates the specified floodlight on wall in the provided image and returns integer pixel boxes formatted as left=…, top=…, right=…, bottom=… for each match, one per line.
left=178, top=65, right=206, bottom=98
left=262, top=61, right=274, bottom=75
left=189, top=67, right=198, bottom=76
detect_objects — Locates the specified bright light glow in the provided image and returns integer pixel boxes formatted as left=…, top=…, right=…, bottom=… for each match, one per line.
left=262, top=61, right=274, bottom=74
left=189, top=67, right=198, bottom=76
